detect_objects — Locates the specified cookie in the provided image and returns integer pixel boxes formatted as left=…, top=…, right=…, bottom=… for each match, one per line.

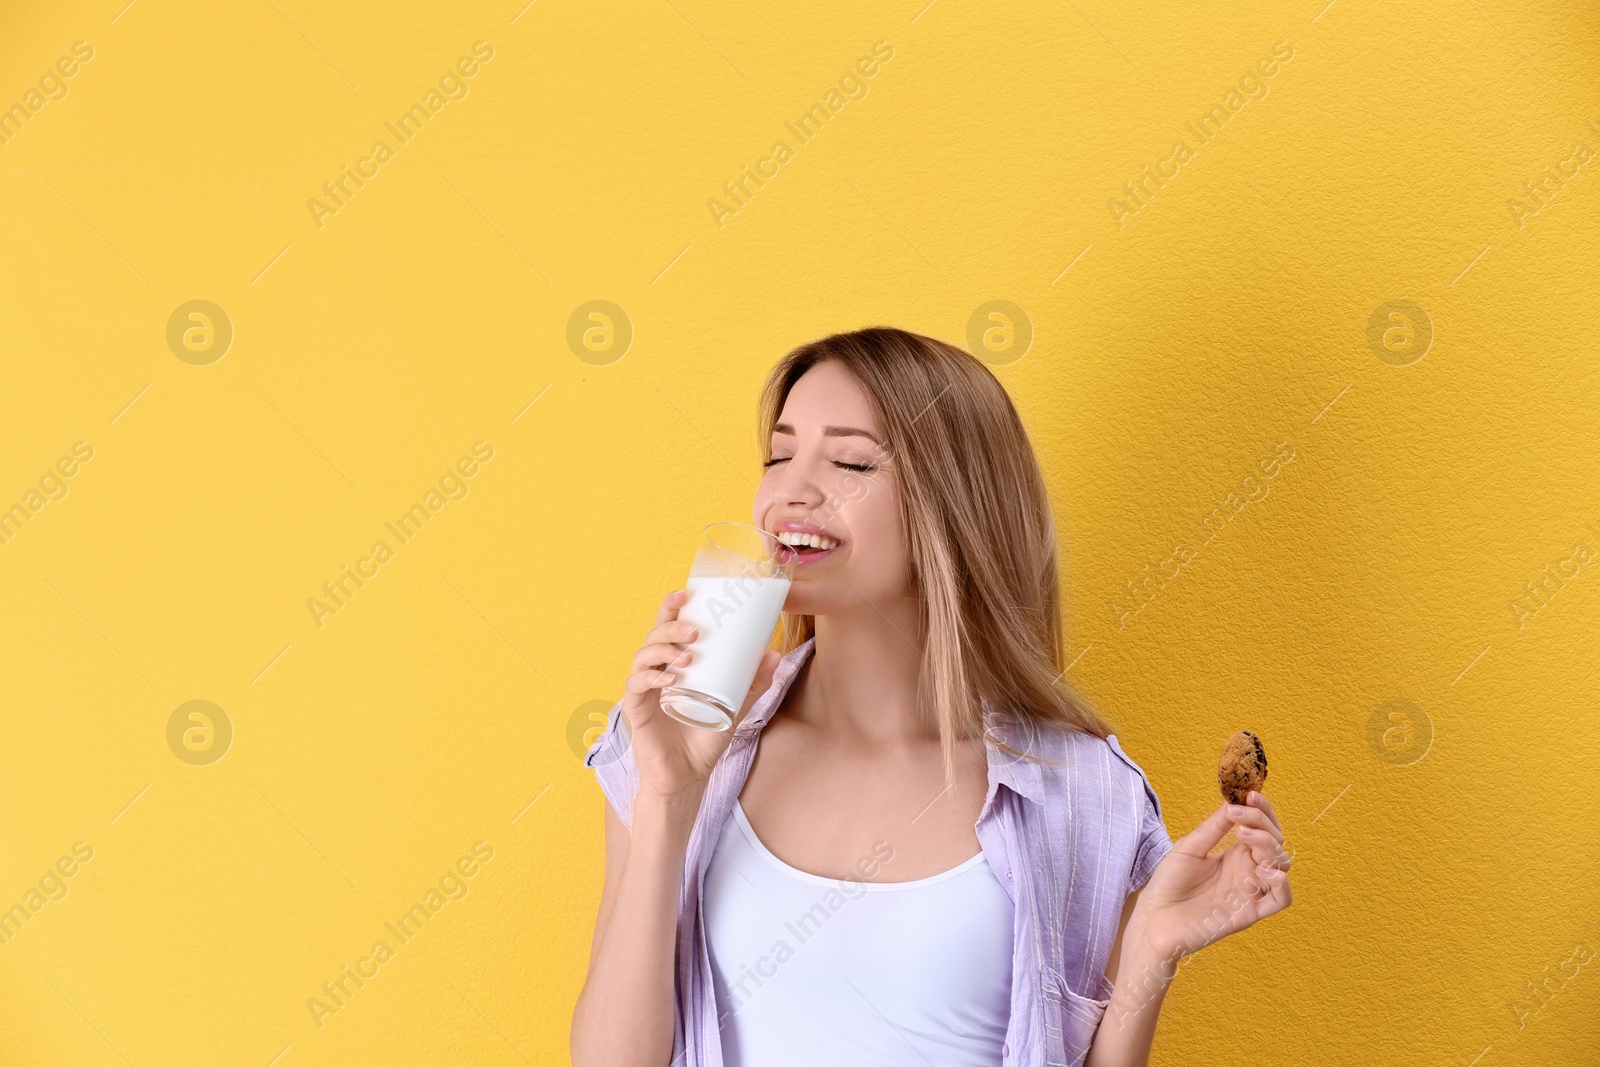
left=1218, top=730, right=1268, bottom=805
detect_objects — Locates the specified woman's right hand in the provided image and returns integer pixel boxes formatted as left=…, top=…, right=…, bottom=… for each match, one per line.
left=620, top=588, right=782, bottom=807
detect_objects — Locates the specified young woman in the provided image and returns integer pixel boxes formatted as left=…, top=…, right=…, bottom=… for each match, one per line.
left=571, top=327, right=1292, bottom=1067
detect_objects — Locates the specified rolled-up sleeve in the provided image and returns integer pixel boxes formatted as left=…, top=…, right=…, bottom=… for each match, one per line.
left=1107, top=734, right=1174, bottom=895
left=584, top=698, right=639, bottom=830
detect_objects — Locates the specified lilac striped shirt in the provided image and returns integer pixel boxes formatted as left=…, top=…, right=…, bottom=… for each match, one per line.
left=586, top=637, right=1174, bottom=1067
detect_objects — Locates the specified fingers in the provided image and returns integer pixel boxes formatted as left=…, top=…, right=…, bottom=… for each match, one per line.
left=1178, top=801, right=1289, bottom=868
left=632, top=607, right=699, bottom=677
left=1226, top=802, right=1289, bottom=870
left=1249, top=862, right=1292, bottom=913
left=623, top=665, right=680, bottom=697
left=1172, top=802, right=1238, bottom=857
left=1235, top=824, right=1290, bottom=869
left=1237, top=793, right=1291, bottom=871
left=645, top=618, right=698, bottom=649
left=654, top=588, right=687, bottom=625
left=632, top=641, right=694, bottom=674
left=1224, top=802, right=1281, bottom=843
left=1200, top=851, right=1290, bottom=944
left=1246, top=790, right=1284, bottom=835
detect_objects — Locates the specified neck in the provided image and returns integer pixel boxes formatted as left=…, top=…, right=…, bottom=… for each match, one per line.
left=799, top=598, right=930, bottom=745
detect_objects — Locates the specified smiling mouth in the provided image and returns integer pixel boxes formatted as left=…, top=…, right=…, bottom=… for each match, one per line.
left=773, top=530, right=844, bottom=566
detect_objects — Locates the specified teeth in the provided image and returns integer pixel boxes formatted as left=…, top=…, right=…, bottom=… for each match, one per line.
left=777, top=530, right=839, bottom=551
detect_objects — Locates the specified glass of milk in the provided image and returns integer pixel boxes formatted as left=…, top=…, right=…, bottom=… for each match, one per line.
left=659, top=521, right=796, bottom=731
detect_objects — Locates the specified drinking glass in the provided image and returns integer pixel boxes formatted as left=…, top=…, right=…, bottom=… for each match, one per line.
left=659, top=521, right=796, bottom=731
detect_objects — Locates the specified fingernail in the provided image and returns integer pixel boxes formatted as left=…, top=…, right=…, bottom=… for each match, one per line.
left=1248, top=791, right=1261, bottom=803
left=1228, top=804, right=1245, bottom=817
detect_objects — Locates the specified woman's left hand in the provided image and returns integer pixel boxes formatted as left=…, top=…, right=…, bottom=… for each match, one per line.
left=1127, top=790, right=1293, bottom=961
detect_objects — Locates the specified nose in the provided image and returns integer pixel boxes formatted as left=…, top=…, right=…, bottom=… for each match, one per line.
left=757, top=449, right=827, bottom=520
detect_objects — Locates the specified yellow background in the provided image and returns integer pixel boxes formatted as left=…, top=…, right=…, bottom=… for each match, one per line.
left=2, top=0, right=1597, bottom=1063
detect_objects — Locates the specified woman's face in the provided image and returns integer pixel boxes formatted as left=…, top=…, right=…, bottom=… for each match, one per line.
left=754, top=361, right=911, bottom=616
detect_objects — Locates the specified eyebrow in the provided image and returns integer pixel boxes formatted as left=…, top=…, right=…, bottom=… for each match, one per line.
left=771, top=422, right=882, bottom=446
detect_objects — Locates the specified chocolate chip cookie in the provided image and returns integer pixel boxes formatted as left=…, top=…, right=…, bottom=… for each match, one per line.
left=1218, top=730, right=1268, bottom=805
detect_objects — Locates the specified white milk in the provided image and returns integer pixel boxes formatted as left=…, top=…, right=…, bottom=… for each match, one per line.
left=668, top=574, right=791, bottom=719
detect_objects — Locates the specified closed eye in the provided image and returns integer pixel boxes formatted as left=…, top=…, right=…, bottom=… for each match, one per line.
left=761, top=457, right=875, bottom=473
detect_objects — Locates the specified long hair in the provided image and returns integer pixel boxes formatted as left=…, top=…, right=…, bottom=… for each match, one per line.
left=757, top=326, right=1114, bottom=785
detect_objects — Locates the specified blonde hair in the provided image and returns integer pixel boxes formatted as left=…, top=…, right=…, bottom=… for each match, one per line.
left=757, top=326, right=1114, bottom=785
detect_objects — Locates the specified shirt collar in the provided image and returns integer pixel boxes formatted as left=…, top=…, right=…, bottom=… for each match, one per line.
left=735, top=636, right=1047, bottom=806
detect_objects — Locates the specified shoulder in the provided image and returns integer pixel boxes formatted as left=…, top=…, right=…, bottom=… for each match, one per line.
left=1027, top=725, right=1174, bottom=881
left=1031, top=724, right=1163, bottom=807
left=1038, top=726, right=1175, bottom=893
left=1103, top=731, right=1166, bottom=818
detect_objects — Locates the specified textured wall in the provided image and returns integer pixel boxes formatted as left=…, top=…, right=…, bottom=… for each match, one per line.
left=2, top=1, right=1597, bottom=1064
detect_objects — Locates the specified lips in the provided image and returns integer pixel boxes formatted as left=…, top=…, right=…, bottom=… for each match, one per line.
left=769, top=520, right=844, bottom=567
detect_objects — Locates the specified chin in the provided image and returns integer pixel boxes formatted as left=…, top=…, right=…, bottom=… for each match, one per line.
left=787, top=582, right=882, bottom=618
left=780, top=585, right=846, bottom=617
left=781, top=592, right=823, bottom=616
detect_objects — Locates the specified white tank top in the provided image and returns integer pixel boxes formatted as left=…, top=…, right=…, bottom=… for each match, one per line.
left=703, top=798, right=1014, bottom=1065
